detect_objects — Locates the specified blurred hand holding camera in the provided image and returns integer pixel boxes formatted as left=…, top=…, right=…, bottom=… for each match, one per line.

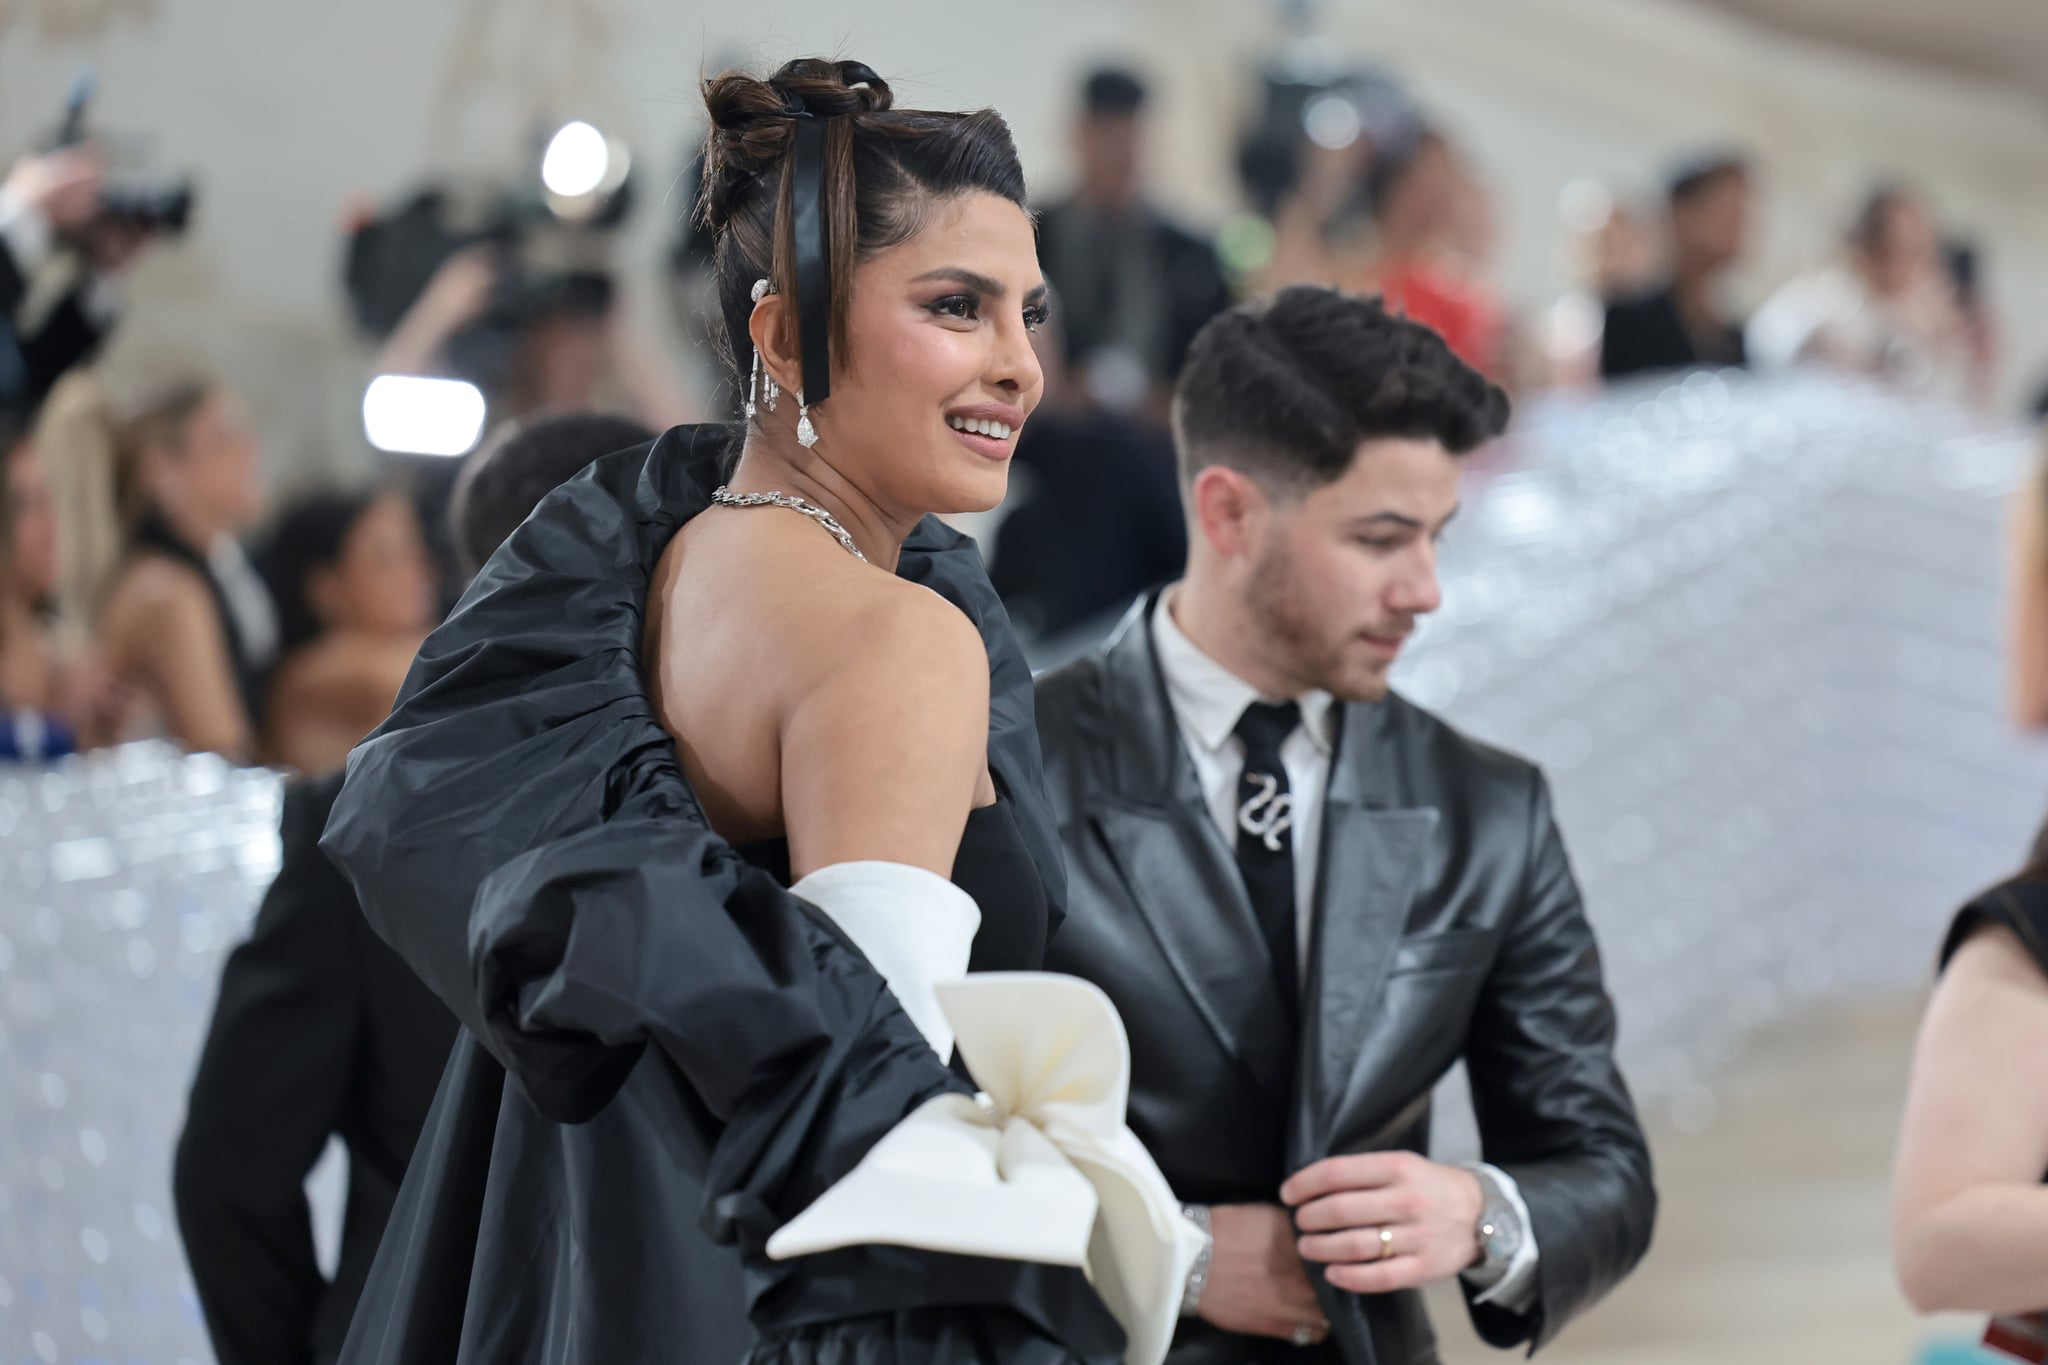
left=3, top=143, right=107, bottom=235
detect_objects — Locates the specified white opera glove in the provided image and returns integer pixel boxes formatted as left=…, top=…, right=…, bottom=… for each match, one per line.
left=766, top=973, right=1205, bottom=1365
left=789, top=860, right=979, bottom=1061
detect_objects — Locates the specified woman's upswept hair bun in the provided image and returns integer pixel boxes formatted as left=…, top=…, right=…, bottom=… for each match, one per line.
left=699, top=59, right=894, bottom=233
left=694, top=56, right=1028, bottom=403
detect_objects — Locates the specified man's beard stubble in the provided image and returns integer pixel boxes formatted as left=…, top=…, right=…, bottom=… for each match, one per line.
left=1243, top=537, right=1390, bottom=704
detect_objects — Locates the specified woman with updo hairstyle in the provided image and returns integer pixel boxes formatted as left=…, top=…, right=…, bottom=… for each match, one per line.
left=324, top=58, right=1187, bottom=1365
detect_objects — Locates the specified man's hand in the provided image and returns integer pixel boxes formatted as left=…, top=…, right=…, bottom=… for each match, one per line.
left=1197, top=1203, right=1330, bottom=1346
left=3, top=144, right=105, bottom=231
left=1282, top=1151, right=1484, bottom=1295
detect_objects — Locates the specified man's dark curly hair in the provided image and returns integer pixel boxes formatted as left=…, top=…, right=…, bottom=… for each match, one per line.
left=1172, top=286, right=1510, bottom=491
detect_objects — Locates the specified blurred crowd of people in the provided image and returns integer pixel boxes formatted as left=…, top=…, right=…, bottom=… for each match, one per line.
left=0, top=59, right=2021, bottom=773
left=2, top=41, right=2047, bottom=1365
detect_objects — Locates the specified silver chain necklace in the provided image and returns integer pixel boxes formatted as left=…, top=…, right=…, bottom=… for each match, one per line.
left=709, top=486, right=867, bottom=562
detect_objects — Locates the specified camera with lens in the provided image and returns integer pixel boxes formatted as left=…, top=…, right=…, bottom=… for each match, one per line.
left=343, top=123, right=634, bottom=400
left=51, top=69, right=198, bottom=243
left=96, top=183, right=195, bottom=236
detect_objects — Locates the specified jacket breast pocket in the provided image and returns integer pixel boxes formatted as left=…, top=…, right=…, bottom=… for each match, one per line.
left=1388, top=928, right=1496, bottom=976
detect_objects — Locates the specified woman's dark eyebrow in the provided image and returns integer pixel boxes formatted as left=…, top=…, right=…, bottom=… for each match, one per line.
left=911, top=267, right=1047, bottom=300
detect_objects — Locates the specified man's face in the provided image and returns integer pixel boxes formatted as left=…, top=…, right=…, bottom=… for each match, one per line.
left=1074, top=113, right=1142, bottom=209
left=1869, top=197, right=1935, bottom=295
left=1673, top=173, right=1750, bottom=275
left=1240, top=437, right=1461, bottom=702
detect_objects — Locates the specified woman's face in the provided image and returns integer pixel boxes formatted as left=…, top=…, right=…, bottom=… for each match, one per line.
left=1383, top=137, right=1459, bottom=245
left=793, top=191, right=1046, bottom=518
left=157, top=390, right=265, bottom=531
left=311, top=493, right=436, bottom=638
left=4, top=440, right=57, bottom=607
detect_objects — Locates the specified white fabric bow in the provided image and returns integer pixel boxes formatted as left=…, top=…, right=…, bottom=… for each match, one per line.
left=766, top=972, right=1203, bottom=1365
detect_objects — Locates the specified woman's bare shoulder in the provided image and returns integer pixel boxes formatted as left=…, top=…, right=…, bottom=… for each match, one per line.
left=101, top=554, right=215, bottom=644
left=789, top=567, right=984, bottom=694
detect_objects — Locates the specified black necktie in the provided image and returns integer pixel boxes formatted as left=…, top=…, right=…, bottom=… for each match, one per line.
left=1234, top=700, right=1301, bottom=1022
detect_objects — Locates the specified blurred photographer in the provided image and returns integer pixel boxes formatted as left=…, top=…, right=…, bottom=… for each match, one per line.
left=0, top=140, right=155, bottom=412
left=361, top=208, right=693, bottom=433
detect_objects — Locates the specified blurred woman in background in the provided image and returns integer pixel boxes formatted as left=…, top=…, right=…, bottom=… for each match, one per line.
left=1892, top=821, right=2048, bottom=1317
left=36, top=371, right=274, bottom=761
left=257, top=488, right=436, bottom=774
left=1749, top=185, right=1989, bottom=402
left=0, top=414, right=125, bottom=758
left=1356, top=129, right=1508, bottom=381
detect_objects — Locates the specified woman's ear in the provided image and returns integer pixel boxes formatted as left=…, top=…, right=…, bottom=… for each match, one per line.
left=748, top=292, right=803, bottom=396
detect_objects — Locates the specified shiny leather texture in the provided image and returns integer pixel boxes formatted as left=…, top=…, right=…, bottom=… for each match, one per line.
left=1037, top=598, right=1656, bottom=1365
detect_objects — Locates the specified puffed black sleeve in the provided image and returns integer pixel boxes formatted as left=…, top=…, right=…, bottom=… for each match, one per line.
left=320, top=421, right=1060, bottom=1134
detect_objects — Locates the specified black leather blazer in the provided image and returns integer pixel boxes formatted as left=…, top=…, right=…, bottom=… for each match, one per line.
left=1036, top=598, right=1656, bottom=1365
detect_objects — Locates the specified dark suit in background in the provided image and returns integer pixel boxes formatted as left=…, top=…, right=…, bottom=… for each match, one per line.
left=990, top=408, right=1186, bottom=644
left=1599, top=285, right=1746, bottom=381
left=0, top=225, right=114, bottom=414
left=1036, top=601, right=1655, bottom=1364
left=1036, top=198, right=1232, bottom=387
left=173, top=773, right=458, bottom=1365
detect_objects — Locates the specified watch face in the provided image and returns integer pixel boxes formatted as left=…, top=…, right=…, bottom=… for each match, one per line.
left=1481, top=1200, right=1524, bottom=1263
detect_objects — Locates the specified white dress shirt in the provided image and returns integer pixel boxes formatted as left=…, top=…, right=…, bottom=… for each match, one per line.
left=1151, top=591, right=1335, bottom=993
left=1148, top=592, right=1540, bottom=1312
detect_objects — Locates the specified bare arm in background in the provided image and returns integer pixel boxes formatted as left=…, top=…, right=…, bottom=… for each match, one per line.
left=1893, top=922, right=2048, bottom=1313
left=2008, top=462, right=2048, bottom=731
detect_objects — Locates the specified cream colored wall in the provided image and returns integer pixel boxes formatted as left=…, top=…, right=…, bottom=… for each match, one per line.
left=2, top=0, right=2045, bottom=488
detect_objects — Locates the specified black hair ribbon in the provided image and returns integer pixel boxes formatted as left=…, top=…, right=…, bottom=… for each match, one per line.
left=790, top=114, right=833, bottom=403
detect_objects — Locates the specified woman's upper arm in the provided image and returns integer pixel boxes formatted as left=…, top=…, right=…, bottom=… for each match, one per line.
left=2008, top=475, right=2048, bottom=730
left=121, top=565, right=254, bottom=761
left=779, top=593, right=989, bottom=881
left=1894, top=924, right=2048, bottom=1214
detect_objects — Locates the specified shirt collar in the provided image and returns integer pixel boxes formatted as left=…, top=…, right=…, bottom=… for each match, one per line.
left=1150, top=589, right=1336, bottom=757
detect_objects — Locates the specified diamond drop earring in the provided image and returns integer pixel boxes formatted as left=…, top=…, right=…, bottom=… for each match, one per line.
left=796, top=392, right=818, bottom=449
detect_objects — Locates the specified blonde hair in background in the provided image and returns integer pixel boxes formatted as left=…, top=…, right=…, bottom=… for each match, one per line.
left=33, top=368, right=215, bottom=628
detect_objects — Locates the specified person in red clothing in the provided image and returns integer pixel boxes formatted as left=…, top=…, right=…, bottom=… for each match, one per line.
left=1357, top=130, right=1507, bottom=381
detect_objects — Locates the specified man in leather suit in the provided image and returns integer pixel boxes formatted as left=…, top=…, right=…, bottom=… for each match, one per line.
left=1037, top=286, right=1655, bottom=1363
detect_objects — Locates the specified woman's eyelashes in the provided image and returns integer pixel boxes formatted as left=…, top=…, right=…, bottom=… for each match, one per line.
left=925, top=293, right=1052, bottom=333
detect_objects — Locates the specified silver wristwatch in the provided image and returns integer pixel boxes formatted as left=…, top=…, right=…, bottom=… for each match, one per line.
left=1179, top=1203, right=1214, bottom=1317
left=1467, top=1165, right=1525, bottom=1278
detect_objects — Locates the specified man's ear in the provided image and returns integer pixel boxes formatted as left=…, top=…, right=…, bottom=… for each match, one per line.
left=1189, top=464, right=1270, bottom=560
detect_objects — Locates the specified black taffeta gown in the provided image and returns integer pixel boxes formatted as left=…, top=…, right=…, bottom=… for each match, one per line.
left=323, top=425, right=1125, bottom=1365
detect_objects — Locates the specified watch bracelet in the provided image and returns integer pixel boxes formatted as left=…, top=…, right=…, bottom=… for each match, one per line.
left=1179, top=1202, right=1214, bottom=1317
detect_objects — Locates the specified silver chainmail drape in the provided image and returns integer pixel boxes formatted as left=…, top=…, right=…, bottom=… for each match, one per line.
left=2, top=371, right=2042, bottom=1359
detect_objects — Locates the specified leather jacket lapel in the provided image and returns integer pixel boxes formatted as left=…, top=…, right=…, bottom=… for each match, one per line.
left=1090, top=598, right=1295, bottom=1110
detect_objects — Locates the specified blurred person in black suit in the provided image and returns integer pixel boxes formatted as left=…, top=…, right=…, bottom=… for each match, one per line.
left=173, top=411, right=658, bottom=1365
left=174, top=771, right=453, bottom=1365
left=1035, top=65, right=1232, bottom=418
left=1600, top=153, right=1751, bottom=381
left=989, top=296, right=1185, bottom=651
